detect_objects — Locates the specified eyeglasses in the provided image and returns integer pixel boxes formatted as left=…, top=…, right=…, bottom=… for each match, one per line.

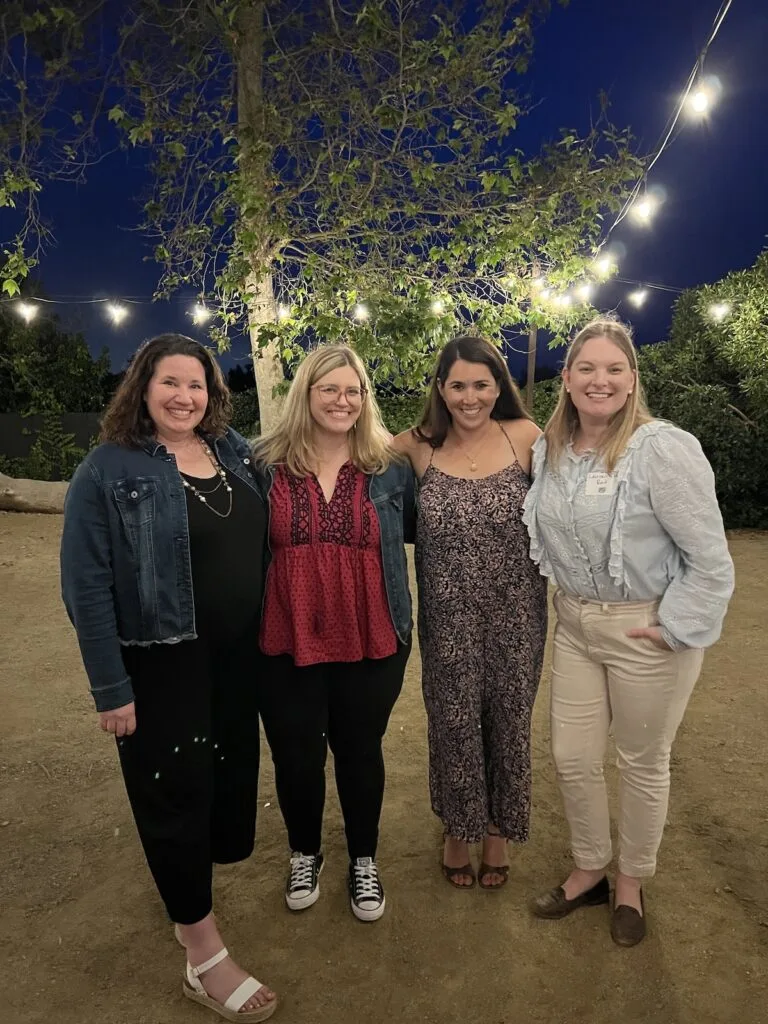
left=311, top=384, right=367, bottom=402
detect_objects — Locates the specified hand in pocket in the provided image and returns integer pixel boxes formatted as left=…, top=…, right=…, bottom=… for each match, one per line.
left=625, top=626, right=672, bottom=651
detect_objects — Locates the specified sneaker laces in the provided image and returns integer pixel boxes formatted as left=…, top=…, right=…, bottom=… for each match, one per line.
left=351, top=857, right=381, bottom=902
left=289, top=853, right=316, bottom=892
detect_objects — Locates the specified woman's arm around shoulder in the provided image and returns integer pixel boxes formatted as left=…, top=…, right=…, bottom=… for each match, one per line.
left=392, top=428, right=432, bottom=479
left=500, top=417, right=542, bottom=476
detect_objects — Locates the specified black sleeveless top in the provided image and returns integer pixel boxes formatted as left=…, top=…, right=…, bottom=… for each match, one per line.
left=182, top=467, right=266, bottom=641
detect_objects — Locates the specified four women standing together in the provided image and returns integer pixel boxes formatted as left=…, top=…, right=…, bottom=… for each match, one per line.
left=61, top=316, right=734, bottom=1022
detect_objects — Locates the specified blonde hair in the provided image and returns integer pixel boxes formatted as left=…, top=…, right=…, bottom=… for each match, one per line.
left=544, top=317, right=654, bottom=473
left=253, top=344, right=395, bottom=476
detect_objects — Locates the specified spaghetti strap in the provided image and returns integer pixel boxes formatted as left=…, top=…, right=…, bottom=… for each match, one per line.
left=497, top=421, right=519, bottom=466
left=428, top=443, right=437, bottom=466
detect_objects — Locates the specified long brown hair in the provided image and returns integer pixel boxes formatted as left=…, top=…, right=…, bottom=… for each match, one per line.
left=544, top=317, right=653, bottom=472
left=415, top=334, right=530, bottom=446
left=253, top=344, right=394, bottom=476
left=100, top=334, right=232, bottom=448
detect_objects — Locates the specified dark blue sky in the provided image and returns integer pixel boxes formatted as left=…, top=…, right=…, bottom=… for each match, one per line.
left=18, top=0, right=768, bottom=381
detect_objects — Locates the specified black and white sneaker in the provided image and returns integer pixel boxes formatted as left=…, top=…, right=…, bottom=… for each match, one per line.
left=348, top=857, right=386, bottom=922
left=285, top=851, right=324, bottom=911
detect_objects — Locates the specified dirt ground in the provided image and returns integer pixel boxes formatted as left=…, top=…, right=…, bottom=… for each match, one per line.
left=0, top=513, right=766, bottom=1024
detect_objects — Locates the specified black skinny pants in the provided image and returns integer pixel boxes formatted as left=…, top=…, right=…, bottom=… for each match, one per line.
left=118, top=621, right=261, bottom=925
left=258, top=640, right=411, bottom=861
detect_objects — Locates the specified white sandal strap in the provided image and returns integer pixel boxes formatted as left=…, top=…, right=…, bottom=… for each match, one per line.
left=189, top=947, right=229, bottom=979
left=224, top=976, right=263, bottom=1012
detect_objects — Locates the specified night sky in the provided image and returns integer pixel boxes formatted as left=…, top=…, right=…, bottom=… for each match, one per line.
left=19, top=0, right=768, bottom=382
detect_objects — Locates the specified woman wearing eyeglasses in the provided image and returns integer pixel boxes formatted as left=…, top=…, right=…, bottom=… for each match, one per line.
left=253, top=345, right=414, bottom=923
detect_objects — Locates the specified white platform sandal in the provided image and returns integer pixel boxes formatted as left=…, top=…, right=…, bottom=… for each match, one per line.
left=182, top=946, right=277, bottom=1022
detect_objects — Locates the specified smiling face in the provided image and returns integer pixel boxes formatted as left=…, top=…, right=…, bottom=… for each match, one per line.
left=438, top=358, right=501, bottom=432
left=563, top=335, right=636, bottom=424
left=308, top=364, right=365, bottom=438
left=144, top=354, right=209, bottom=441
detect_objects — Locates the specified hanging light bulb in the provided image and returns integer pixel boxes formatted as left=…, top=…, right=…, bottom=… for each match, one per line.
left=630, top=195, right=658, bottom=226
left=530, top=275, right=546, bottom=291
left=277, top=304, right=291, bottom=320
left=594, top=254, right=617, bottom=279
left=191, top=304, right=212, bottom=325
left=628, top=289, right=648, bottom=308
left=106, top=302, right=129, bottom=325
left=575, top=283, right=594, bottom=303
left=554, top=294, right=572, bottom=309
left=430, top=299, right=445, bottom=315
left=15, top=301, right=38, bottom=324
left=685, top=75, right=722, bottom=119
left=708, top=302, right=731, bottom=322
left=353, top=303, right=369, bottom=321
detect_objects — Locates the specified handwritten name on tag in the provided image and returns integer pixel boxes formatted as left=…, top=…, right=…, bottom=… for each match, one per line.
left=585, top=471, right=616, bottom=496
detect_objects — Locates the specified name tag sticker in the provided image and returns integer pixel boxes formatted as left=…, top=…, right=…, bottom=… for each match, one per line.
left=585, top=471, right=616, bottom=496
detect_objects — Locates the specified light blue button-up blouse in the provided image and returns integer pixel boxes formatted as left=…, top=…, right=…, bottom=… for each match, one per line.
left=522, top=420, right=735, bottom=650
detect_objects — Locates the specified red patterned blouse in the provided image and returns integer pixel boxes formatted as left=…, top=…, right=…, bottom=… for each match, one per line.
left=260, top=462, right=398, bottom=665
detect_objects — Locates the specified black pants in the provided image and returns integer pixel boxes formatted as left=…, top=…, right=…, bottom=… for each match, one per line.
left=118, top=621, right=261, bottom=925
left=258, top=641, right=411, bottom=861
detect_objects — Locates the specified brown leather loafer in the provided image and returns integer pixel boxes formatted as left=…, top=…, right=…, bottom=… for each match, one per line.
left=531, top=875, right=610, bottom=919
left=611, top=890, right=646, bottom=947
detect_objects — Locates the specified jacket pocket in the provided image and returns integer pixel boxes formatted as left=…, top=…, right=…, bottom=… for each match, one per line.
left=112, top=479, right=158, bottom=528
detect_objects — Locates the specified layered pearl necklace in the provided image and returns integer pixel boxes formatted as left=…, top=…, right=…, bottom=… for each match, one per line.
left=180, top=438, right=234, bottom=518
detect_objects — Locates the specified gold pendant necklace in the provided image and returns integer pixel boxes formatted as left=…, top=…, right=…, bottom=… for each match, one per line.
left=454, top=423, right=495, bottom=472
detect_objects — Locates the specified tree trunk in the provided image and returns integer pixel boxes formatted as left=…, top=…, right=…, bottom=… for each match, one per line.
left=236, top=2, right=285, bottom=435
left=0, top=473, right=68, bottom=513
left=246, top=270, right=284, bottom=434
left=526, top=324, right=538, bottom=413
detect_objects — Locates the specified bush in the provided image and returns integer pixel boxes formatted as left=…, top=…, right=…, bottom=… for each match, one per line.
left=0, top=413, right=86, bottom=481
left=230, top=390, right=260, bottom=440
left=377, top=394, right=425, bottom=435
left=639, top=344, right=768, bottom=530
left=531, top=377, right=560, bottom=427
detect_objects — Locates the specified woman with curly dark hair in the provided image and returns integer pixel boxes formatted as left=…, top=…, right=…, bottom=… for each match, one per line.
left=61, top=334, right=277, bottom=1022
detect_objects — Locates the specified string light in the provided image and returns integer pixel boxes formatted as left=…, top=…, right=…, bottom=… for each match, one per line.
left=575, top=283, right=594, bottom=302
left=277, top=304, right=291, bottom=320
left=708, top=301, right=731, bottom=321
left=530, top=276, right=546, bottom=291
left=106, top=302, right=129, bottom=325
left=630, top=195, right=659, bottom=226
left=553, top=294, right=572, bottom=309
left=430, top=299, right=445, bottom=314
left=595, top=255, right=617, bottom=279
left=15, top=301, right=38, bottom=323
left=353, top=303, right=369, bottom=321
left=191, top=304, right=212, bottom=325
left=685, top=77, right=722, bottom=119
left=628, top=289, right=649, bottom=308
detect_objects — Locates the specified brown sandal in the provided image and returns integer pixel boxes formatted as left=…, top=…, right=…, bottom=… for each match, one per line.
left=442, top=861, right=476, bottom=889
left=478, top=830, right=509, bottom=890
left=441, top=834, right=476, bottom=888
left=478, top=863, right=509, bottom=889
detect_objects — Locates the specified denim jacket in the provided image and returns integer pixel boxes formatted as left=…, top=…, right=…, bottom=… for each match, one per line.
left=258, top=459, right=415, bottom=646
left=60, top=428, right=261, bottom=712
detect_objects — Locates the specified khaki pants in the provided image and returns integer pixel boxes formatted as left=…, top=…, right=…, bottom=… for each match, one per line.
left=550, top=590, right=704, bottom=878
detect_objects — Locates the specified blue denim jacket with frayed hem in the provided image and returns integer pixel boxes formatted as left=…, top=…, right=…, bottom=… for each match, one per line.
left=60, top=428, right=260, bottom=713
left=256, top=459, right=416, bottom=648
left=62, top=433, right=415, bottom=713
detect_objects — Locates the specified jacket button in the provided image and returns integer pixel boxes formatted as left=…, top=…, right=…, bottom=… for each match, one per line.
left=243, top=458, right=250, bottom=465
left=130, top=490, right=138, bottom=499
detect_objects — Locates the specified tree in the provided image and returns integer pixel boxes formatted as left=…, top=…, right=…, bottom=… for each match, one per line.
left=1, top=2, right=107, bottom=296
left=3, top=1, right=643, bottom=429
left=638, top=248, right=768, bottom=527
left=0, top=304, right=113, bottom=414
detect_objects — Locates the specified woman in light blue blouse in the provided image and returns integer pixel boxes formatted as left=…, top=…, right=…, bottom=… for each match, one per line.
left=524, top=316, right=734, bottom=947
